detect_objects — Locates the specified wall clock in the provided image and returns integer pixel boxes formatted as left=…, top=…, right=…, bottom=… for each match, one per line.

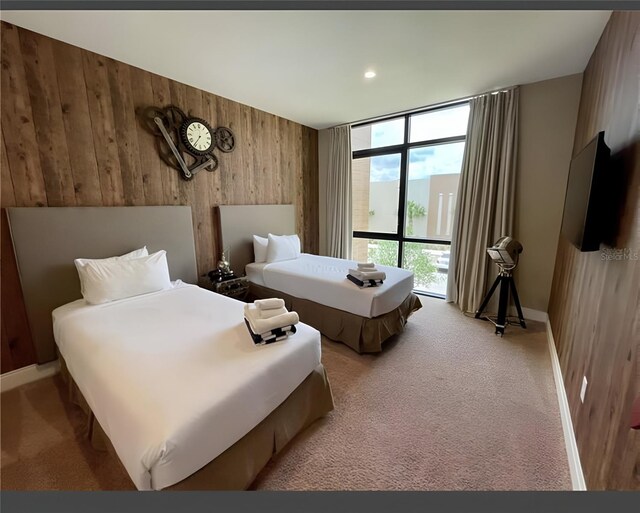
left=138, top=105, right=235, bottom=181
left=181, top=118, right=214, bottom=156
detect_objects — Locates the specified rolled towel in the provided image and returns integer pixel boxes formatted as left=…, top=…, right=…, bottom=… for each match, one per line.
left=259, top=306, right=288, bottom=319
left=244, top=304, right=299, bottom=334
left=252, top=312, right=299, bottom=335
left=254, top=298, right=285, bottom=310
left=357, top=262, right=376, bottom=269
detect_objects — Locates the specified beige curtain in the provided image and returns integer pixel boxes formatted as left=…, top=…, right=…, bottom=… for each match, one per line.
left=446, top=88, right=519, bottom=313
left=326, top=125, right=353, bottom=259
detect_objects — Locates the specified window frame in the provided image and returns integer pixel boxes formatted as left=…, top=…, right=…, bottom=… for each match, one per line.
left=351, top=100, right=469, bottom=298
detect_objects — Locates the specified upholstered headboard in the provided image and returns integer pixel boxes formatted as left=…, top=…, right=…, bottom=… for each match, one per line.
left=216, top=204, right=295, bottom=276
left=7, top=206, right=198, bottom=364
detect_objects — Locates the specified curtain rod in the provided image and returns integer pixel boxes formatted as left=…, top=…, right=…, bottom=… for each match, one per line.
left=335, top=85, right=517, bottom=129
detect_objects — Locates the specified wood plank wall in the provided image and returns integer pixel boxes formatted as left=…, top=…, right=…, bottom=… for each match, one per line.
left=0, top=22, right=319, bottom=372
left=548, top=12, right=640, bottom=490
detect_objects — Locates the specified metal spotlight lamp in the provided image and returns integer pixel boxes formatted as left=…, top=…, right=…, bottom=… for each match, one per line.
left=475, top=236, right=526, bottom=335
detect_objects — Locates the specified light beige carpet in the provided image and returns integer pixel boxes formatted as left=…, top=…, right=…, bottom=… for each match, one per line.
left=1, top=296, right=571, bottom=490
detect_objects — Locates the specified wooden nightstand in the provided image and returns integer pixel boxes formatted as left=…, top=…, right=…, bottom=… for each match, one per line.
left=211, top=276, right=249, bottom=301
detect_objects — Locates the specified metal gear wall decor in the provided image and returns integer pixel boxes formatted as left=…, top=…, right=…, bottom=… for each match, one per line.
left=138, top=105, right=235, bottom=181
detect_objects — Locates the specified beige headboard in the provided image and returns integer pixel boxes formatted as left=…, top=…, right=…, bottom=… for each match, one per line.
left=217, top=204, right=295, bottom=275
left=7, top=206, right=198, bottom=364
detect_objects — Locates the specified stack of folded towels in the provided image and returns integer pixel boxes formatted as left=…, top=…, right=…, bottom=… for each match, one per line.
left=243, top=298, right=299, bottom=345
left=347, top=262, right=387, bottom=288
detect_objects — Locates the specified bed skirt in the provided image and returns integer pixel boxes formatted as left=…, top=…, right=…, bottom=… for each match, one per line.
left=58, top=353, right=334, bottom=490
left=248, top=283, right=422, bottom=353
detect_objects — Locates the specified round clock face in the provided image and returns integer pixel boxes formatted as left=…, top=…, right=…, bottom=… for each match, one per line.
left=181, top=118, right=214, bottom=155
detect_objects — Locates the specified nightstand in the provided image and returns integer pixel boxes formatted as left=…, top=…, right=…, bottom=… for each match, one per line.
left=211, top=276, right=249, bottom=301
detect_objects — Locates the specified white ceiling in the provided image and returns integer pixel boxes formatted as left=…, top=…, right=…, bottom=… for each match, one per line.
left=1, top=10, right=610, bottom=129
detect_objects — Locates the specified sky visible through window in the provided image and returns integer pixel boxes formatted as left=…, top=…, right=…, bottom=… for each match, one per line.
left=370, top=143, right=466, bottom=182
left=367, top=104, right=469, bottom=182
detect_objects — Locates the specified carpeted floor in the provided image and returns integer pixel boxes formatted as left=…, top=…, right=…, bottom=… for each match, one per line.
left=0, top=296, right=571, bottom=490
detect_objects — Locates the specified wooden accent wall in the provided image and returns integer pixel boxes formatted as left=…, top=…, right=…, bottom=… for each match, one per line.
left=0, top=22, right=318, bottom=372
left=548, top=12, right=639, bottom=490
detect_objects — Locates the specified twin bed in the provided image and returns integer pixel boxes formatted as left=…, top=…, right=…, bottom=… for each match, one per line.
left=246, top=253, right=422, bottom=353
left=218, top=205, right=422, bottom=354
left=7, top=206, right=333, bottom=490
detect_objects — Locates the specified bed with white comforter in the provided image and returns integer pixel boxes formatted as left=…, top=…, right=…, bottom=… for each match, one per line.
left=52, top=281, right=322, bottom=490
left=245, top=253, right=415, bottom=318
left=245, top=253, right=422, bottom=353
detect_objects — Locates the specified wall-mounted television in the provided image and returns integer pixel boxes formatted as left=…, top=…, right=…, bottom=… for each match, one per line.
left=560, top=131, right=610, bottom=252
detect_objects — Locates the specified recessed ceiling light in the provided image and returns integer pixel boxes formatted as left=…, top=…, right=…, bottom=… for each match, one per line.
left=364, top=70, right=376, bottom=79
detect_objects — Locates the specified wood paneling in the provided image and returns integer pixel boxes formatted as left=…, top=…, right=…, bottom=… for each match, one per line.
left=0, top=22, right=318, bottom=371
left=548, top=12, right=640, bottom=490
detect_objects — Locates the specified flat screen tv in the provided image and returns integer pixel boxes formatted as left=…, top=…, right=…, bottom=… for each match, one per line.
left=560, top=131, right=610, bottom=252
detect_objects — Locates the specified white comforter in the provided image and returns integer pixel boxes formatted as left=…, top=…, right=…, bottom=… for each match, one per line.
left=245, top=254, right=414, bottom=318
left=52, top=282, right=321, bottom=490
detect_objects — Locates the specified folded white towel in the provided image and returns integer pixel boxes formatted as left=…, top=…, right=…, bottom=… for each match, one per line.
left=259, top=306, right=288, bottom=319
left=244, top=304, right=299, bottom=335
left=357, top=262, right=376, bottom=269
left=360, top=270, right=386, bottom=281
left=254, top=298, right=285, bottom=310
left=348, top=268, right=386, bottom=281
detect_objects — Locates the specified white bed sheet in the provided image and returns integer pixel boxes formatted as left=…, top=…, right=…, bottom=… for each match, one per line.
left=245, top=261, right=268, bottom=287
left=245, top=254, right=414, bottom=318
left=52, top=282, right=321, bottom=490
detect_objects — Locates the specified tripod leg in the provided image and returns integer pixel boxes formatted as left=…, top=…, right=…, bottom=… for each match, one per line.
left=509, top=278, right=527, bottom=328
left=495, top=276, right=509, bottom=336
left=475, top=275, right=501, bottom=319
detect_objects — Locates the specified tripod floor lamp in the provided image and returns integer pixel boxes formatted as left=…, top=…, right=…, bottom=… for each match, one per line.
left=475, top=236, right=527, bottom=336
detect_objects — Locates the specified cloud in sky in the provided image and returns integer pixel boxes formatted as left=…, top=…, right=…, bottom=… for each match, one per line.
left=370, top=154, right=401, bottom=182
left=368, top=142, right=464, bottom=182
left=361, top=104, right=469, bottom=182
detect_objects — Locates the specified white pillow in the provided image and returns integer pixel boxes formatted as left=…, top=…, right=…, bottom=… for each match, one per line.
left=266, top=234, right=301, bottom=263
left=253, top=235, right=269, bottom=263
left=75, top=247, right=148, bottom=296
left=75, top=250, right=172, bottom=305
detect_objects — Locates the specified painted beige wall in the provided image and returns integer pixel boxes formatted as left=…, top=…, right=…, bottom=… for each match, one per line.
left=514, top=73, right=583, bottom=311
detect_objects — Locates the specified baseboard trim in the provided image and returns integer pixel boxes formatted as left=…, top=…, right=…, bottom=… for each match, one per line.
left=521, top=307, right=548, bottom=323
left=0, top=360, right=60, bottom=393
left=545, top=319, right=587, bottom=491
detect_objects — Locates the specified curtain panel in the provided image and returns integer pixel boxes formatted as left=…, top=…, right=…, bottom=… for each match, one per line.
left=447, top=88, right=519, bottom=313
left=326, top=125, right=353, bottom=259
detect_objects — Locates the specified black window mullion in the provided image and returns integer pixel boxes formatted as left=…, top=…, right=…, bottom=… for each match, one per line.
left=396, top=115, right=410, bottom=268
left=403, top=237, right=452, bottom=245
left=351, top=101, right=468, bottom=282
left=350, top=98, right=469, bottom=130
left=352, top=144, right=405, bottom=160
left=353, top=231, right=399, bottom=241
left=406, top=134, right=466, bottom=149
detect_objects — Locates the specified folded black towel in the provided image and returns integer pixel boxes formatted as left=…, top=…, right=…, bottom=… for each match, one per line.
left=346, top=273, right=384, bottom=288
left=244, top=318, right=297, bottom=345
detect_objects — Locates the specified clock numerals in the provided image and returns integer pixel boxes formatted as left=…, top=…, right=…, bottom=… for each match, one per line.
left=183, top=118, right=214, bottom=155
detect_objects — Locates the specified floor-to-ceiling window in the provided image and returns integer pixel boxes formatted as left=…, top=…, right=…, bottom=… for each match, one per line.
left=351, top=102, right=470, bottom=297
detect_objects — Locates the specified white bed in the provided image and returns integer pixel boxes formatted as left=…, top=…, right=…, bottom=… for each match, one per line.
left=245, top=253, right=414, bottom=318
left=52, top=281, right=322, bottom=491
